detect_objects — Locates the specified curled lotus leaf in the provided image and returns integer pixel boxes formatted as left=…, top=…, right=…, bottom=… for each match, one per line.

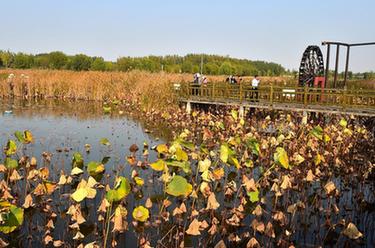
left=274, top=147, right=289, bottom=169
left=150, top=159, right=166, bottom=171
left=5, top=140, right=17, bottom=156
left=100, top=138, right=111, bottom=146
left=166, top=160, right=191, bottom=174
left=106, top=177, right=131, bottom=203
left=310, top=125, right=323, bottom=140
left=132, top=206, right=149, bottom=222
left=87, top=161, right=105, bottom=176
left=246, top=138, right=260, bottom=156
left=72, top=152, right=84, bottom=168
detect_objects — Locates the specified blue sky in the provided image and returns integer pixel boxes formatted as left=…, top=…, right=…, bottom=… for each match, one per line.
left=1, top=0, right=374, bottom=71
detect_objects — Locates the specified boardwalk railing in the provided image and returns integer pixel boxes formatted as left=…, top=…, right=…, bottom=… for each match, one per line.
left=177, top=82, right=375, bottom=113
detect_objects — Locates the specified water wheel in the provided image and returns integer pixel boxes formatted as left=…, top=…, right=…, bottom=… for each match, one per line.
left=298, top=45, right=325, bottom=87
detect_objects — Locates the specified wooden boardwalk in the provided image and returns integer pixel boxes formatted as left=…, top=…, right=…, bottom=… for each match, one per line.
left=177, top=83, right=375, bottom=116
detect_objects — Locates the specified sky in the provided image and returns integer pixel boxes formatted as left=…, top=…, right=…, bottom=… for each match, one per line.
left=1, top=0, right=374, bottom=72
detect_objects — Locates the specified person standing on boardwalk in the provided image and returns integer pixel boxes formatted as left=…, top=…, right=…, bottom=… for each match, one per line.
left=251, top=75, right=260, bottom=101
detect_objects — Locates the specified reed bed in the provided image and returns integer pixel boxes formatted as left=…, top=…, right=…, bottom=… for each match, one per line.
left=0, top=69, right=192, bottom=110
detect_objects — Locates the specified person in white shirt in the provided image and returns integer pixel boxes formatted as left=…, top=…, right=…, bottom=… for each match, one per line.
left=251, top=75, right=260, bottom=101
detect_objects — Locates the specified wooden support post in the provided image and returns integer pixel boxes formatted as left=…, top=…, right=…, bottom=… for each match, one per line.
left=186, top=101, right=191, bottom=114
left=302, top=111, right=308, bottom=125
left=239, top=105, right=244, bottom=118
left=270, top=84, right=273, bottom=106
left=304, top=85, right=308, bottom=106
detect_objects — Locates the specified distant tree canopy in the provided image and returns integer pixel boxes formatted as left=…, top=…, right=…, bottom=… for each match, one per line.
left=0, top=50, right=288, bottom=76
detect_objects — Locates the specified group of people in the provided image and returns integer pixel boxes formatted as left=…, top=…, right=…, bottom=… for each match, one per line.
left=191, top=73, right=260, bottom=101
left=193, top=73, right=208, bottom=85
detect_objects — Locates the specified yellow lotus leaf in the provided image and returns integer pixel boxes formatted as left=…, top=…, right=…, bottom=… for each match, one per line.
left=198, top=158, right=211, bottom=173
left=274, top=147, right=289, bottom=169
left=71, top=167, right=84, bottom=176
left=212, top=168, right=224, bottom=180
left=71, top=188, right=88, bottom=203
left=134, top=177, right=144, bottom=186
left=150, top=160, right=166, bottom=171
left=132, top=206, right=149, bottom=222
left=156, top=144, right=168, bottom=154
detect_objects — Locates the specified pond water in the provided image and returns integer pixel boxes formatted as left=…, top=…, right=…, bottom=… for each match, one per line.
left=0, top=99, right=170, bottom=247
left=0, top=99, right=374, bottom=248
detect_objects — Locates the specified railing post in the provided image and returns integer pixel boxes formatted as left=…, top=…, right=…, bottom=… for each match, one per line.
left=304, top=85, right=308, bottom=106
left=342, top=88, right=346, bottom=110
left=240, top=82, right=243, bottom=103
left=270, top=84, right=273, bottom=106
left=212, top=83, right=215, bottom=100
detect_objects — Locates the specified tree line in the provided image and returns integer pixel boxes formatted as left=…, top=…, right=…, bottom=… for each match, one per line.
left=0, top=50, right=286, bottom=76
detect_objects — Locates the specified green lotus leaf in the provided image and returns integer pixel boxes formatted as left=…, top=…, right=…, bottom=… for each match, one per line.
left=165, top=175, right=192, bottom=197
left=72, top=152, right=84, bottom=168
left=106, top=177, right=131, bottom=203
left=0, top=202, right=24, bottom=234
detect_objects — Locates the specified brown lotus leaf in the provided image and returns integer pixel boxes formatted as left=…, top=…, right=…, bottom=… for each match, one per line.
left=0, top=164, right=7, bottom=173
left=280, top=175, right=292, bottom=190
left=98, top=198, right=110, bottom=213
left=0, top=238, right=8, bottom=247
left=342, top=222, right=363, bottom=240
left=306, top=169, right=315, bottom=182
left=186, top=219, right=201, bottom=236
left=206, top=192, right=220, bottom=210
left=53, top=240, right=64, bottom=247
left=228, top=233, right=241, bottom=242
left=226, top=213, right=241, bottom=226
left=246, top=237, right=260, bottom=248
left=141, top=197, right=151, bottom=209
left=251, top=219, right=265, bottom=233
left=163, top=199, right=172, bottom=208
left=9, top=169, right=22, bottom=182
left=324, top=181, right=336, bottom=195
left=265, top=222, right=275, bottom=238
left=73, top=231, right=85, bottom=240
left=272, top=211, right=286, bottom=226
left=242, top=176, right=257, bottom=192
left=39, top=167, right=50, bottom=180
left=46, top=219, right=55, bottom=229
left=208, top=223, right=218, bottom=235
left=44, top=235, right=53, bottom=245
left=252, top=205, right=263, bottom=217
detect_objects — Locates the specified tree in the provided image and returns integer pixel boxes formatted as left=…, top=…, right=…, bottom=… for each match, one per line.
left=91, top=57, right=106, bottom=71
left=70, top=54, right=92, bottom=71
left=181, top=61, right=193, bottom=73
left=48, top=51, right=68, bottom=69
left=117, top=57, right=133, bottom=71
left=219, top=62, right=235, bottom=75
left=13, top=53, right=34, bottom=69
left=0, top=51, right=14, bottom=68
